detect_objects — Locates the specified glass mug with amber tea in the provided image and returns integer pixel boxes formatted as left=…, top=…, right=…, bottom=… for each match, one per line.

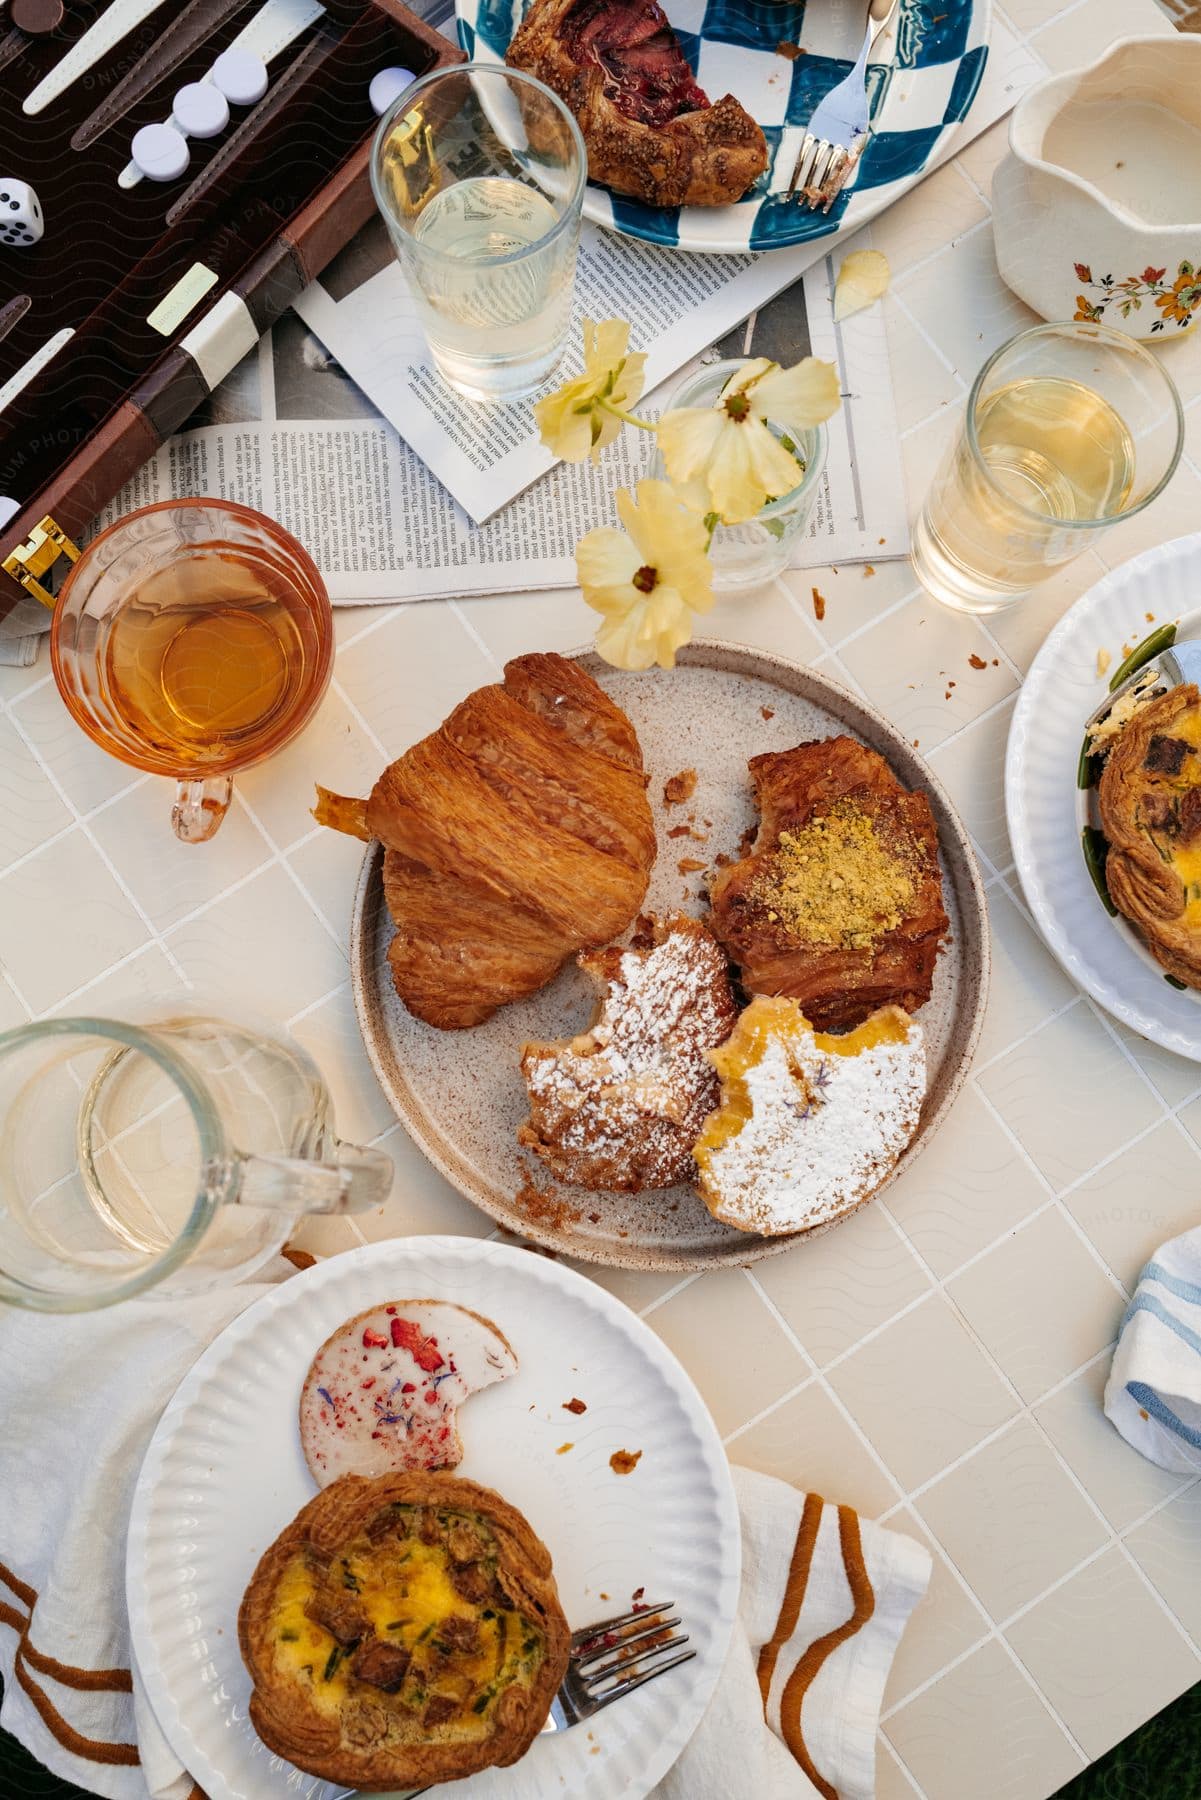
left=49, top=498, right=333, bottom=842
left=911, top=321, right=1184, bottom=615
left=0, top=1014, right=393, bottom=1311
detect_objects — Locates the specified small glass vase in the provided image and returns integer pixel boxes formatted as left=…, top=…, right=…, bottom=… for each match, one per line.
left=652, top=360, right=828, bottom=592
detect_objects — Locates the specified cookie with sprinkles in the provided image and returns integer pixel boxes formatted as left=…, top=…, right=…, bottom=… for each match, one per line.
left=300, top=1301, right=518, bottom=1488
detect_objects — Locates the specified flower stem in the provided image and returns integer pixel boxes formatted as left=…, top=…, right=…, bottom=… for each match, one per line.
left=598, top=397, right=657, bottom=431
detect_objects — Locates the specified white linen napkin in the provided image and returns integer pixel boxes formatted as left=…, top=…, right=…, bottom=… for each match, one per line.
left=0, top=1272, right=929, bottom=1800
left=1105, top=1225, right=1201, bottom=1475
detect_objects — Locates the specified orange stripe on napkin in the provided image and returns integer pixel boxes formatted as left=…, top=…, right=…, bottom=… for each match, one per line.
left=778, top=1505, right=876, bottom=1799
left=0, top=1558, right=36, bottom=1610
left=757, top=1491, right=824, bottom=1706
left=0, top=1566, right=132, bottom=1690
left=12, top=1654, right=139, bottom=1767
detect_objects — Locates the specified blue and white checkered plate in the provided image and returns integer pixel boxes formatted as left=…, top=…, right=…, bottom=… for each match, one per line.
left=456, top=0, right=991, bottom=252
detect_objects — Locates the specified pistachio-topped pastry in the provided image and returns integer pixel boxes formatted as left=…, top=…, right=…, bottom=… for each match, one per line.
left=238, top=1473, right=570, bottom=1789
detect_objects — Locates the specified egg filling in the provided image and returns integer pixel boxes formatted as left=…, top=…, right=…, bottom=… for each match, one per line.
left=266, top=1501, right=548, bottom=1738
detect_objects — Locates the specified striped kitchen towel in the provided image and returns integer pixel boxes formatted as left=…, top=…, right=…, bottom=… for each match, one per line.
left=1105, top=1226, right=1201, bottom=1475
left=659, top=1470, right=931, bottom=1800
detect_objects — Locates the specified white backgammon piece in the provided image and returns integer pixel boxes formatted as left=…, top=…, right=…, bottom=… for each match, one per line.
left=172, top=81, right=229, bottom=138
left=212, top=46, right=268, bottom=106
left=131, top=122, right=190, bottom=181
left=368, top=65, right=414, bottom=117
left=0, top=179, right=43, bottom=246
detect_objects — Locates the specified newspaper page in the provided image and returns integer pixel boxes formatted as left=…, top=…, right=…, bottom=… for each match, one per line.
left=99, top=249, right=905, bottom=601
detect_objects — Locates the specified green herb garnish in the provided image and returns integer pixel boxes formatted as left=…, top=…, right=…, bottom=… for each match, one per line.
left=322, top=1646, right=344, bottom=1682
left=1082, top=826, right=1118, bottom=916
left=1108, top=623, right=1177, bottom=692
left=385, top=1619, right=409, bottom=1631
left=279, top=1629, right=298, bottom=1642
left=472, top=1689, right=494, bottom=1714
left=1166, top=973, right=1189, bottom=990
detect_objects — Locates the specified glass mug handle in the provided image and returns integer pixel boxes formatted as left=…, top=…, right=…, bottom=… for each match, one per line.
left=234, top=1143, right=393, bottom=1215
left=172, top=776, right=233, bottom=844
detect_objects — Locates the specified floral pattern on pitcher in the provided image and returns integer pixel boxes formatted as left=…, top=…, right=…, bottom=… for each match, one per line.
left=1073, top=260, right=1201, bottom=331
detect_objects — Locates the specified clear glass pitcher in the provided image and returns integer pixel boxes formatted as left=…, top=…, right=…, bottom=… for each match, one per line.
left=0, top=1015, right=393, bottom=1311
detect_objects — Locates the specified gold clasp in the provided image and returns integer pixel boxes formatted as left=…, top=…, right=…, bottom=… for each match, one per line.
left=1, top=514, right=81, bottom=610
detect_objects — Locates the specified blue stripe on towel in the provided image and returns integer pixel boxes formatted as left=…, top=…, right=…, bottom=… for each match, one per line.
left=1144, top=1261, right=1201, bottom=1308
left=1126, top=1381, right=1201, bottom=1452
left=1121, top=1294, right=1201, bottom=1358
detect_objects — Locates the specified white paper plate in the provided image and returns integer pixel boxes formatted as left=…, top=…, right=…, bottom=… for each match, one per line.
left=126, top=1238, right=740, bottom=1800
left=1006, top=533, right=1201, bottom=1059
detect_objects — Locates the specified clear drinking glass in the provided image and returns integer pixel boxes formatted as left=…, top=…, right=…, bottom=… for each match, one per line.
left=50, top=498, right=333, bottom=844
left=370, top=65, right=586, bottom=401
left=0, top=1015, right=392, bottom=1311
left=912, top=321, right=1184, bottom=614
left=651, top=361, right=829, bottom=591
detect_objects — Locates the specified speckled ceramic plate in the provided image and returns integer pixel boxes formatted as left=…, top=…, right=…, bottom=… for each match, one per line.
left=350, top=641, right=989, bottom=1269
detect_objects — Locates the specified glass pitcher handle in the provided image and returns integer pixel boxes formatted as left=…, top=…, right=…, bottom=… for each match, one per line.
left=172, top=776, right=232, bottom=844
left=236, top=1144, right=392, bottom=1215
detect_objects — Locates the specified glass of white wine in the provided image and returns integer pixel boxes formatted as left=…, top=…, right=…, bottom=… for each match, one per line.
left=912, top=321, right=1184, bottom=614
left=370, top=65, right=586, bottom=402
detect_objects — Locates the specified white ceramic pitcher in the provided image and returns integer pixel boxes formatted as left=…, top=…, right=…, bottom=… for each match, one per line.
left=993, top=35, right=1201, bottom=340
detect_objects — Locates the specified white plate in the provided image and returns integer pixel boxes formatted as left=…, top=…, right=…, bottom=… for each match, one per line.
left=1006, top=533, right=1201, bottom=1059
left=126, top=1237, right=740, bottom=1800
left=457, top=0, right=991, bottom=254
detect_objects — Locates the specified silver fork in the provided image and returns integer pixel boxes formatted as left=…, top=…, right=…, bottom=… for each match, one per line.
left=787, top=0, right=900, bottom=213
left=380, top=1602, right=694, bottom=1799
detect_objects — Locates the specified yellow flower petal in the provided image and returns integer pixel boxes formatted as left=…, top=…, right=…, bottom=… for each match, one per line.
left=833, top=249, right=891, bottom=321
left=584, top=317, right=629, bottom=375
left=722, top=357, right=777, bottom=398
left=535, top=378, right=601, bottom=462
left=536, top=317, right=647, bottom=463
left=576, top=525, right=641, bottom=604
left=704, top=415, right=805, bottom=524
left=750, top=357, right=842, bottom=428
left=656, top=406, right=728, bottom=490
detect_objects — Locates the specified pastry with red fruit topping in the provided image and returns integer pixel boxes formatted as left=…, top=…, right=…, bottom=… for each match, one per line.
left=300, top=1301, right=518, bottom=1488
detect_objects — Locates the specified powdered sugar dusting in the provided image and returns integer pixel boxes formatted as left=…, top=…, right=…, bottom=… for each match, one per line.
left=698, top=1009, right=925, bottom=1235
left=519, top=914, right=738, bottom=1192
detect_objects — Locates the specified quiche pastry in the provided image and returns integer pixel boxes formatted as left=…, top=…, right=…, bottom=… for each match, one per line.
left=518, top=912, right=738, bottom=1191
left=300, top=1301, right=518, bottom=1488
left=693, top=997, right=926, bottom=1236
left=1097, top=682, right=1201, bottom=988
left=709, top=738, right=949, bottom=1031
left=239, top=1472, right=570, bottom=1790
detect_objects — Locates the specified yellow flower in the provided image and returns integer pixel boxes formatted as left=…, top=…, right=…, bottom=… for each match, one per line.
left=535, top=317, right=647, bottom=463
left=576, top=479, right=714, bottom=672
left=656, top=357, right=841, bottom=524
left=833, top=248, right=891, bottom=320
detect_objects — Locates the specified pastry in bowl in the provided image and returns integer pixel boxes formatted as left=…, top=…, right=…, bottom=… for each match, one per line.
left=239, top=1472, right=570, bottom=1789
left=1097, top=682, right=1201, bottom=988
left=709, top=738, right=949, bottom=1031
left=693, top=997, right=926, bottom=1236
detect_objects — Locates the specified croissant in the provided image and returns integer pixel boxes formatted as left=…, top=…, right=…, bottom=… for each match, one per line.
left=316, top=653, right=656, bottom=1030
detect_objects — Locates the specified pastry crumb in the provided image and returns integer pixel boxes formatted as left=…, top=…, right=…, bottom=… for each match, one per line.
left=515, top=1171, right=581, bottom=1231
left=811, top=585, right=827, bottom=621
left=1146, top=611, right=1156, bottom=622
left=556, top=1442, right=574, bottom=1455
left=663, top=769, right=697, bottom=806
left=610, top=1449, right=642, bottom=1475
left=864, top=564, right=875, bottom=577
left=563, top=1397, right=587, bottom=1414
left=761, top=705, right=775, bottom=720
left=1096, top=648, right=1112, bottom=678
left=968, top=652, right=988, bottom=670
left=678, top=856, right=706, bottom=873
left=776, top=38, right=804, bottom=57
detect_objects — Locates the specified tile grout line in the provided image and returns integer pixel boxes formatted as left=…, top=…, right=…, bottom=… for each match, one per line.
left=5, top=707, right=193, bottom=994
left=329, top=674, right=391, bottom=766
left=448, top=598, right=504, bottom=670
left=231, top=788, right=348, bottom=957
left=877, top=1729, right=935, bottom=1799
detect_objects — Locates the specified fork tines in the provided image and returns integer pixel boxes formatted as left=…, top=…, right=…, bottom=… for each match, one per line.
left=570, top=1599, right=694, bottom=1700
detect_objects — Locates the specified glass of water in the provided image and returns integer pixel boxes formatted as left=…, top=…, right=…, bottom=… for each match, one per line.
left=371, top=65, right=586, bottom=402
left=911, top=322, right=1184, bottom=615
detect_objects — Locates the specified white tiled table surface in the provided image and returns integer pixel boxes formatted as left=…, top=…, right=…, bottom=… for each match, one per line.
left=5, top=1, right=1201, bottom=1793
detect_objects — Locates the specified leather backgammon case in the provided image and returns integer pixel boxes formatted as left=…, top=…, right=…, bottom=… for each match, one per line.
left=0, top=0, right=462, bottom=635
